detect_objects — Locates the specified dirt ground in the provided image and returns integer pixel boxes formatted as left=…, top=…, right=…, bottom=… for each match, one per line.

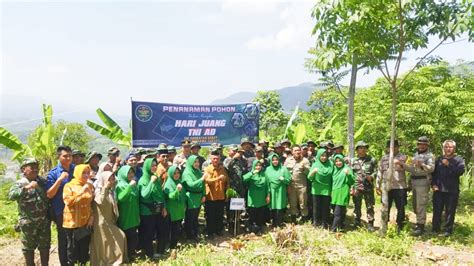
left=0, top=206, right=472, bottom=265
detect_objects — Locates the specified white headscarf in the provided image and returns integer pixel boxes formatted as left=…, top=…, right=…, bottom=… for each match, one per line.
left=94, top=170, right=119, bottom=218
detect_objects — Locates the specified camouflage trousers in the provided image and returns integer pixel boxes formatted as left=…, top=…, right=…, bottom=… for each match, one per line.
left=20, top=219, right=51, bottom=253
left=352, top=190, right=375, bottom=222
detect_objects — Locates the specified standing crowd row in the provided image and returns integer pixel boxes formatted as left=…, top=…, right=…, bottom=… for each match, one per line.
left=9, top=136, right=465, bottom=265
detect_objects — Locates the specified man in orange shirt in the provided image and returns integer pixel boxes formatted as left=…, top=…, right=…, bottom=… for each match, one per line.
left=203, top=151, right=229, bottom=237
left=156, top=144, right=170, bottom=185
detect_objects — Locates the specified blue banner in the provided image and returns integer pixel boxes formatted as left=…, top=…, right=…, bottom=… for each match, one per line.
left=131, top=101, right=259, bottom=147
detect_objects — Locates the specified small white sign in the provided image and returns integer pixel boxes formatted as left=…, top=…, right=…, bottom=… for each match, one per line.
left=229, top=198, right=246, bottom=210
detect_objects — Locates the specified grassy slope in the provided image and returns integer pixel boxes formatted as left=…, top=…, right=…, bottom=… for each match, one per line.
left=0, top=180, right=472, bottom=264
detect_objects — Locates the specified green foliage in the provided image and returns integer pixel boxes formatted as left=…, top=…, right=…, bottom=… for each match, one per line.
left=0, top=127, right=31, bottom=163
left=86, top=108, right=132, bottom=148
left=28, top=120, right=92, bottom=155
left=0, top=181, right=19, bottom=238
left=253, top=91, right=288, bottom=143
left=0, top=162, right=6, bottom=175
left=0, top=104, right=58, bottom=174
left=307, top=86, right=347, bottom=129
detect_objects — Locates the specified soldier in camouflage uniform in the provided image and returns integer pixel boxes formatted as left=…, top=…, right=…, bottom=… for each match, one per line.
left=223, top=145, right=246, bottom=228
left=9, top=158, right=51, bottom=266
left=351, top=141, right=377, bottom=231
left=402, top=136, right=435, bottom=236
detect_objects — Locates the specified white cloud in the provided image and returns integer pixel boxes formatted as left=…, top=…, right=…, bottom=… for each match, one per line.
left=46, top=64, right=69, bottom=74
left=221, top=0, right=280, bottom=15
left=245, top=1, right=314, bottom=51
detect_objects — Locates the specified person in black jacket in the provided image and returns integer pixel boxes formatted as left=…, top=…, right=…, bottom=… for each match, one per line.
left=431, top=140, right=465, bottom=236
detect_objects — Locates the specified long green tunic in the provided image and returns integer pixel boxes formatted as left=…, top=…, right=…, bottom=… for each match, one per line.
left=243, top=160, right=268, bottom=208
left=181, top=155, right=205, bottom=209
left=308, top=148, right=334, bottom=196
left=331, top=155, right=355, bottom=206
left=116, top=165, right=140, bottom=230
left=138, top=158, right=166, bottom=216
left=265, top=154, right=291, bottom=210
left=164, top=166, right=187, bottom=221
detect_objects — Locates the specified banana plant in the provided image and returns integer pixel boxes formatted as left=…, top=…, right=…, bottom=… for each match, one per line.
left=0, top=104, right=56, bottom=175
left=317, top=114, right=366, bottom=145
left=86, top=108, right=132, bottom=148
left=30, top=104, right=57, bottom=173
left=0, top=127, right=31, bottom=163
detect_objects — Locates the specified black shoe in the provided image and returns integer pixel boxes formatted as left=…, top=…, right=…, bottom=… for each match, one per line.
left=442, top=231, right=451, bottom=237
left=290, top=215, right=297, bottom=224
left=367, top=221, right=375, bottom=232
left=412, top=224, right=424, bottom=236
left=354, top=218, right=361, bottom=227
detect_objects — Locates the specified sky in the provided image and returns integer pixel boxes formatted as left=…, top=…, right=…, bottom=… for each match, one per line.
left=1, top=0, right=473, bottom=118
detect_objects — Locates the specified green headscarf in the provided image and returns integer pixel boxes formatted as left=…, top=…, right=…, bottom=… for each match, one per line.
left=244, top=160, right=266, bottom=187
left=182, top=155, right=202, bottom=180
left=139, top=158, right=157, bottom=185
left=164, top=165, right=181, bottom=191
left=117, top=165, right=134, bottom=184
left=266, top=153, right=283, bottom=185
left=310, top=148, right=333, bottom=177
left=164, top=165, right=184, bottom=202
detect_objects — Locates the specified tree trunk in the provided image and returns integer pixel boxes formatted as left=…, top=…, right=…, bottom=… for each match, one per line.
left=380, top=81, right=398, bottom=236
left=347, top=60, right=358, bottom=159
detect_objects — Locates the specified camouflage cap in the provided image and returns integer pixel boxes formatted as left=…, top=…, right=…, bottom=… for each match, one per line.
left=306, top=139, right=316, bottom=146
left=167, top=145, right=177, bottom=153
left=319, top=141, right=328, bottom=148
left=281, top=139, right=291, bottom=146
left=300, top=143, right=308, bottom=149
left=417, top=136, right=429, bottom=144
left=85, top=151, right=102, bottom=163
left=240, top=137, right=255, bottom=148
left=355, top=141, right=369, bottom=149
left=332, top=143, right=344, bottom=149
left=107, top=147, right=120, bottom=155
left=136, top=147, right=147, bottom=155
left=190, top=142, right=201, bottom=149
left=72, top=149, right=85, bottom=156
left=157, top=143, right=168, bottom=155
left=237, top=145, right=245, bottom=153
left=255, top=146, right=264, bottom=152
left=325, top=140, right=334, bottom=148
left=20, top=158, right=38, bottom=168
left=273, top=141, right=282, bottom=149
left=228, top=144, right=239, bottom=151
left=146, top=148, right=158, bottom=156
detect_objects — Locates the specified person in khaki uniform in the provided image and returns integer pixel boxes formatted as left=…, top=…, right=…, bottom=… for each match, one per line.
left=203, top=151, right=229, bottom=237
left=173, top=140, right=192, bottom=171
left=376, top=140, right=408, bottom=233
left=284, top=145, right=311, bottom=223
left=401, top=136, right=435, bottom=236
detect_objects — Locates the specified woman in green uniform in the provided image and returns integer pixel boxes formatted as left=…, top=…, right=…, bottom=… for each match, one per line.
left=265, top=153, right=291, bottom=227
left=243, top=160, right=269, bottom=234
left=164, top=165, right=186, bottom=248
left=330, top=154, right=354, bottom=232
left=308, top=148, right=333, bottom=228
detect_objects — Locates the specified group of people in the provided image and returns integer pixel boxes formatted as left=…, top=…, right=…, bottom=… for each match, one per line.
left=9, top=136, right=465, bottom=265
